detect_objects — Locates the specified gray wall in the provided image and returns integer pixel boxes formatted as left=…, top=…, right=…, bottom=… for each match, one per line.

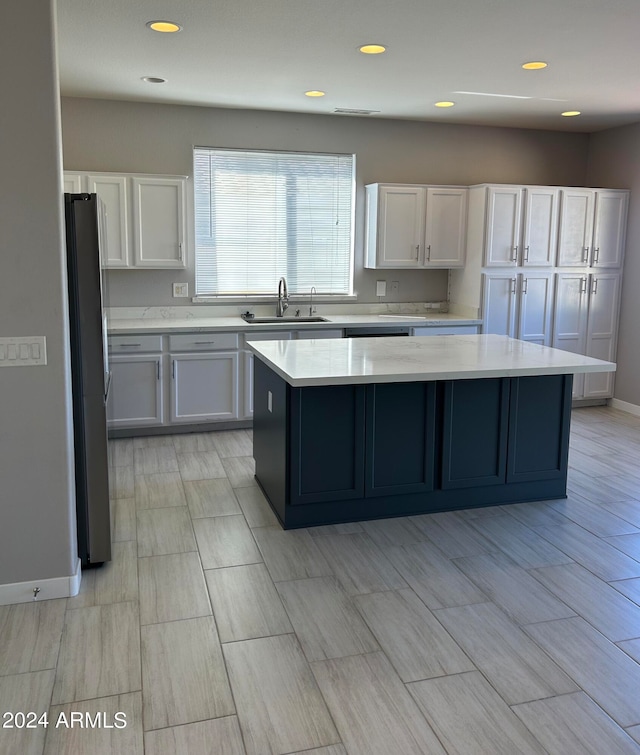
left=587, top=124, right=640, bottom=406
left=0, top=2, right=77, bottom=585
left=60, top=97, right=590, bottom=307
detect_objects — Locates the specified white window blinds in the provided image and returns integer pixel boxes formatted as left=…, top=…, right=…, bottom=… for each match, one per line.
left=194, top=148, right=354, bottom=296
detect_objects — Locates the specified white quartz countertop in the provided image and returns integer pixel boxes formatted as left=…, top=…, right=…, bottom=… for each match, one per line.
left=247, top=334, right=616, bottom=387
left=107, top=312, right=481, bottom=334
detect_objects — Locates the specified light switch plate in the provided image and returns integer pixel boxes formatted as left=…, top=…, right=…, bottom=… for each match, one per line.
left=376, top=280, right=386, bottom=297
left=0, top=336, right=47, bottom=367
left=173, top=282, right=189, bottom=297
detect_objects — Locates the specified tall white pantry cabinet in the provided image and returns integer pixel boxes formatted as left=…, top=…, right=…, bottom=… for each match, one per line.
left=449, top=184, right=628, bottom=401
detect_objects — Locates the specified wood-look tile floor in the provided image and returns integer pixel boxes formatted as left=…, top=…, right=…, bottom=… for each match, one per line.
left=3, top=413, right=640, bottom=753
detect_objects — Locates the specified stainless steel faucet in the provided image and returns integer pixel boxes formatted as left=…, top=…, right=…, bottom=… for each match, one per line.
left=276, top=276, right=289, bottom=317
left=309, top=286, right=317, bottom=316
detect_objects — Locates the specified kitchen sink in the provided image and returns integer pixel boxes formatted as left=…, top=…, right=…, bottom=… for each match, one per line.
left=242, top=316, right=329, bottom=324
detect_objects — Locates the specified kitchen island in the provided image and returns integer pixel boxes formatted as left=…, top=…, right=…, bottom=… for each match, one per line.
left=247, top=334, right=616, bottom=528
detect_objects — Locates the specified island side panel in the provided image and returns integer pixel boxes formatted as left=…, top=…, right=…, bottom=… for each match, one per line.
left=506, top=374, right=572, bottom=483
left=252, top=357, right=289, bottom=523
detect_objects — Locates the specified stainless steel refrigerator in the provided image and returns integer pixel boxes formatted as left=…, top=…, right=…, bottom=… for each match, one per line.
left=65, top=193, right=111, bottom=566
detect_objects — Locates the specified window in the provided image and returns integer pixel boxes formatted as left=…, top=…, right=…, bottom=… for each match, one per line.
left=194, top=147, right=354, bottom=296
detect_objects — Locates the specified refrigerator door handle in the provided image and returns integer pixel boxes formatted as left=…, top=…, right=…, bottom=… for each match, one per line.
left=104, top=370, right=112, bottom=404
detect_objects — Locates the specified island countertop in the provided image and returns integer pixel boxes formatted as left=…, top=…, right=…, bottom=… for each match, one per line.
left=247, top=334, right=616, bottom=387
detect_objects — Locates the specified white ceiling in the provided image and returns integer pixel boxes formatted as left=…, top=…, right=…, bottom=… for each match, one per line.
left=56, top=0, right=640, bottom=133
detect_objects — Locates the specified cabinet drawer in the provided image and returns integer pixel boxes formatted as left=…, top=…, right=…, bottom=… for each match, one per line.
left=168, top=333, right=239, bottom=351
left=108, top=334, right=163, bottom=352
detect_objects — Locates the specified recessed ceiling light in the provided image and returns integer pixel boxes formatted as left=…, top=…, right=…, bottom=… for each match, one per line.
left=561, top=110, right=581, bottom=117
left=434, top=101, right=455, bottom=108
left=305, top=90, right=326, bottom=97
left=522, top=61, right=548, bottom=70
left=359, top=44, right=386, bottom=54
left=146, top=20, right=182, bottom=33
left=142, top=76, right=166, bottom=84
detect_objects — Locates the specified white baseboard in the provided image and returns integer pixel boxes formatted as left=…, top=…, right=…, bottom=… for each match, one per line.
left=0, top=558, right=82, bottom=606
left=610, top=398, right=640, bottom=417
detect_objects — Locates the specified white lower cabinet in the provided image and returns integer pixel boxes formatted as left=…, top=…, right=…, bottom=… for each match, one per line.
left=482, top=272, right=554, bottom=345
left=170, top=352, right=239, bottom=423
left=107, top=354, right=164, bottom=427
left=553, top=272, right=621, bottom=399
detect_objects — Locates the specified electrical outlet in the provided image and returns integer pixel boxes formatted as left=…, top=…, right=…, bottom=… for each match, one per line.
left=172, top=282, right=189, bottom=297
left=376, top=280, right=386, bottom=297
left=391, top=281, right=400, bottom=295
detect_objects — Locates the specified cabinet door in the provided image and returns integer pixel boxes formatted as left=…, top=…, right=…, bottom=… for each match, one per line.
left=484, top=187, right=522, bottom=266
left=87, top=174, right=130, bottom=268
left=107, top=354, right=163, bottom=428
left=592, top=191, right=628, bottom=268
left=441, top=378, right=509, bottom=489
left=290, top=384, right=365, bottom=505
left=583, top=274, right=620, bottom=399
left=170, top=352, right=239, bottom=423
left=424, top=188, right=467, bottom=267
left=243, top=350, right=254, bottom=419
left=482, top=274, right=518, bottom=337
left=517, top=272, right=555, bottom=345
left=557, top=189, right=594, bottom=267
left=63, top=173, right=83, bottom=193
left=522, top=187, right=558, bottom=266
left=375, top=185, right=425, bottom=267
left=552, top=273, right=589, bottom=399
left=132, top=176, right=186, bottom=268
left=364, top=382, right=436, bottom=497
left=506, top=375, right=571, bottom=484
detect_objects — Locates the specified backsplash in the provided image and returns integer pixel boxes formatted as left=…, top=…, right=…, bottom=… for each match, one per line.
left=107, top=301, right=449, bottom=321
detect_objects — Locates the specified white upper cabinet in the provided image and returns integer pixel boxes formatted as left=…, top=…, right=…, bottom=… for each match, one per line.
left=484, top=187, right=523, bottom=267
left=483, top=186, right=558, bottom=267
left=63, top=171, right=187, bottom=269
left=556, top=189, right=594, bottom=267
left=522, top=187, right=558, bottom=266
left=591, top=191, right=628, bottom=268
left=557, top=189, right=628, bottom=268
left=132, top=176, right=186, bottom=268
left=365, top=183, right=467, bottom=269
left=424, top=188, right=468, bottom=267
left=87, top=174, right=130, bottom=268
left=63, top=174, right=82, bottom=193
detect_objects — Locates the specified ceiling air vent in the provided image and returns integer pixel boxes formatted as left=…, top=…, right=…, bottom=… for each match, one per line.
left=334, top=108, right=380, bottom=115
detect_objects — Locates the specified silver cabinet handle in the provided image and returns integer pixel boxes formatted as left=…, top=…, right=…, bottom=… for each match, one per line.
left=172, top=359, right=176, bottom=379
left=524, top=246, right=530, bottom=262
left=194, top=340, right=216, bottom=345
left=115, top=342, right=141, bottom=348
left=426, top=244, right=431, bottom=261
left=591, top=277, right=598, bottom=295
left=580, top=276, right=587, bottom=294
left=593, top=247, right=600, bottom=264
left=179, top=242, right=184, bottom=261
left=415, top=244, right=420, bottom=260
left=511, top=245, right=518, bottom=262
left=582, top=246, right=589, bottom=263
left=522, top=277, right=528, bottom=294
left=156, top=360, right=160, bottom=380
left=510, top=277, right=517, bottom=294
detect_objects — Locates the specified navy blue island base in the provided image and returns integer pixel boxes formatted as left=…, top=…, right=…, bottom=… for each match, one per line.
left=252, top=357, right=573, bottom=529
